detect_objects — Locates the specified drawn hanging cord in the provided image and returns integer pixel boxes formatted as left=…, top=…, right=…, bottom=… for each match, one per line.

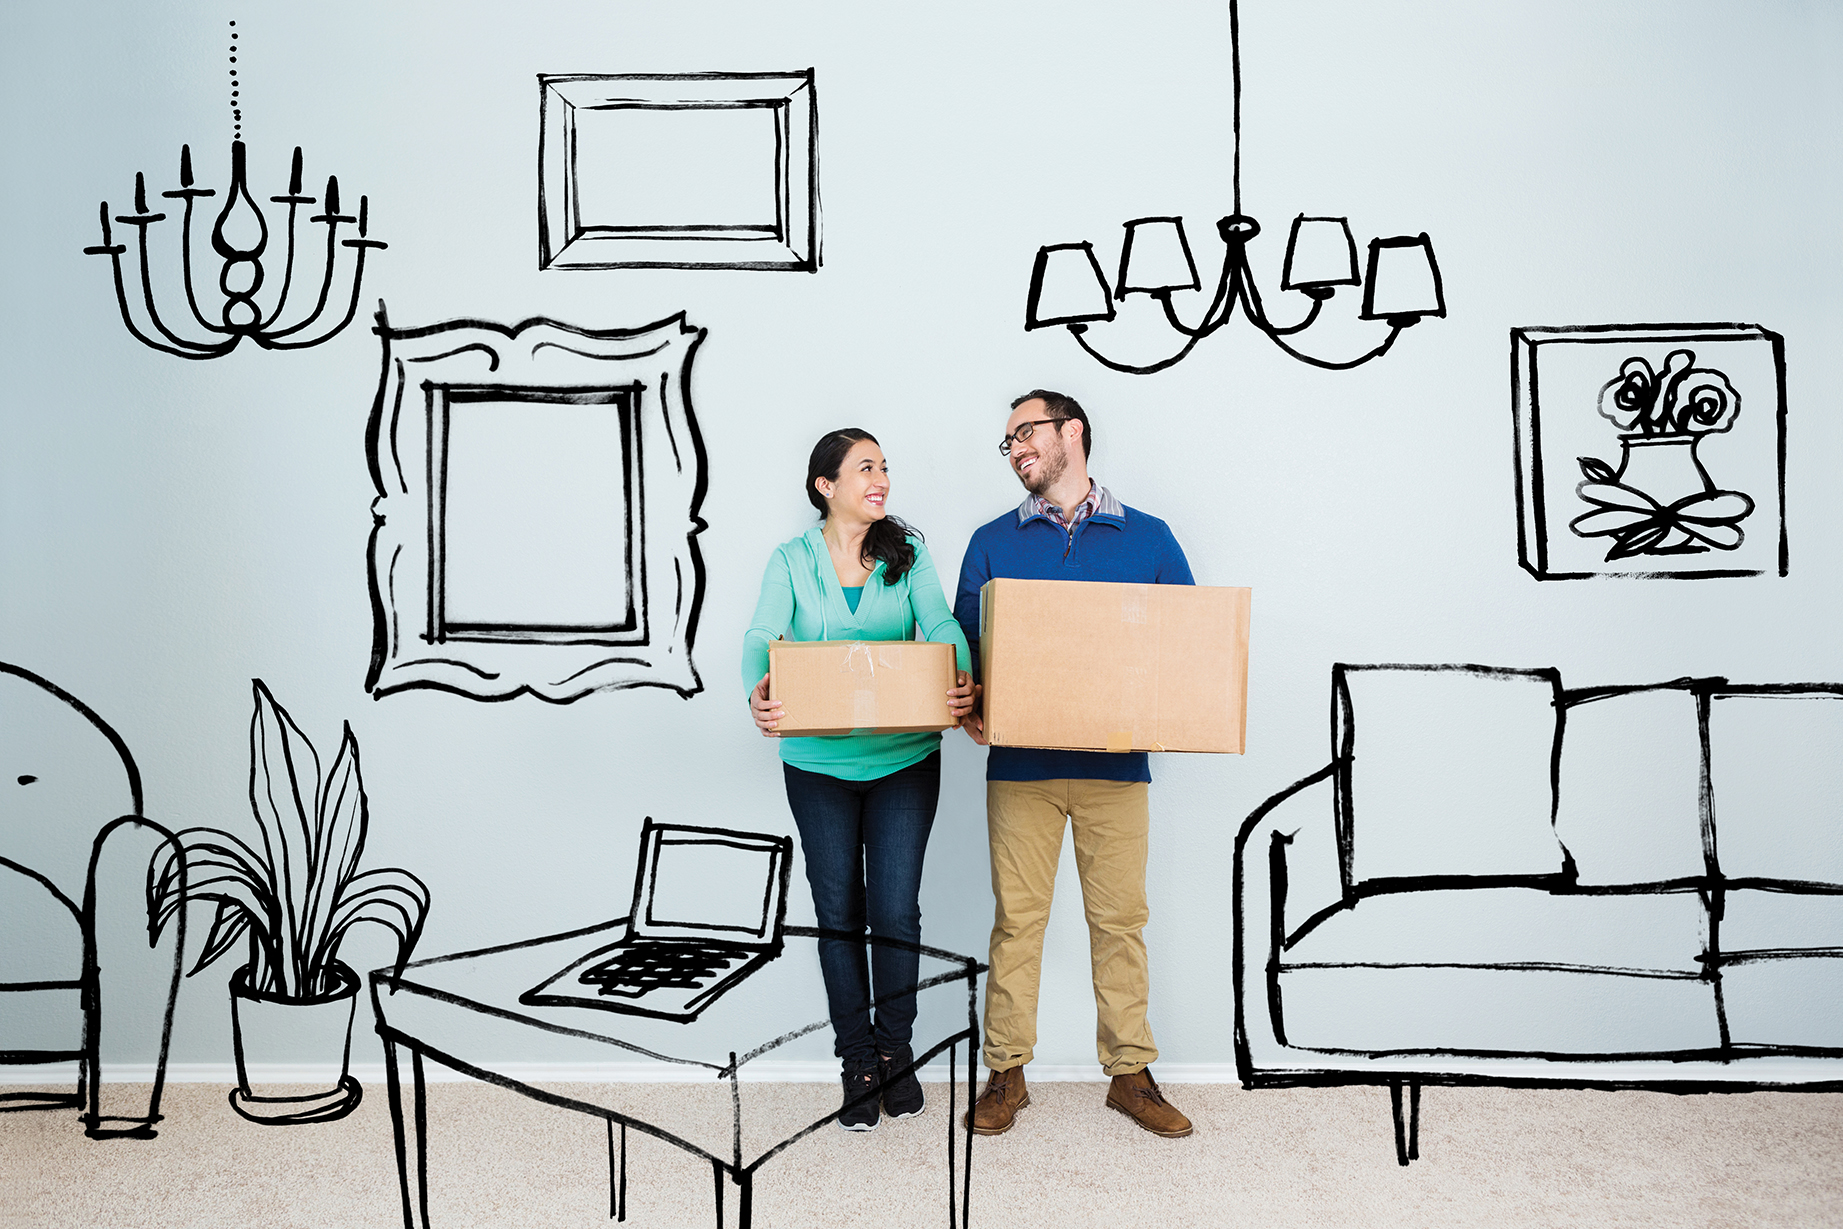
left=1024, top=0, right=1444, bottom=375
left=1, top=661, right=187, bottom=1139
left=82, top=21, right=385, bottom=358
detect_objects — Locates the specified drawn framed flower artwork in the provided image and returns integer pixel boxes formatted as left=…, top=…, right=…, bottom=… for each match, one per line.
left=1512, top=324, right=1786, bottom=580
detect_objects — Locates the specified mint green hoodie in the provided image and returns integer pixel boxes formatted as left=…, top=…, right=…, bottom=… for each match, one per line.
left=742, top=527, right=972, bottom=780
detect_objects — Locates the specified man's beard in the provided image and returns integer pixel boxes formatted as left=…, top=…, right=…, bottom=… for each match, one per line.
left=1019, top=443, right=1067, bottom=496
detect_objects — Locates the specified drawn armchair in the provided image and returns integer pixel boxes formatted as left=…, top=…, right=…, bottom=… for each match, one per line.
left=1, top=663, right=185, bottom=1138
left=1234, top=663, right=1843, bottom=1164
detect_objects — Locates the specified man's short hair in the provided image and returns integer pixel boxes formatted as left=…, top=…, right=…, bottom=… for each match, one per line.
left=1009, top=389, right=1092, bottom=460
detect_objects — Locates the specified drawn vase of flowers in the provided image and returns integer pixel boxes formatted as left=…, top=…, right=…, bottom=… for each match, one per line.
left=1570, top=350, right=1753, bottom=561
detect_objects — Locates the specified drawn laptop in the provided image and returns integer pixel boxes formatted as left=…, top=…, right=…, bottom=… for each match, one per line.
left=520, top=818, right=793, bottom=1024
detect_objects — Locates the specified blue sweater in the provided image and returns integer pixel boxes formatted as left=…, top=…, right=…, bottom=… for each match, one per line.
left=953, top=491, right=1195, bottom=782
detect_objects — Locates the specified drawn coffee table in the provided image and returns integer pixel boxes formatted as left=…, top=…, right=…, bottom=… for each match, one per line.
left=371, top=922, right=983, bottom=1228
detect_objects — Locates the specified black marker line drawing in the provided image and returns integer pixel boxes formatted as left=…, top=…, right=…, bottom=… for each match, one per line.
left=149, top=679, right=429, bottom=1125
left=83, top=21, right=384, bottom=358
left=1, top=661, right=186, bottom=1139
left=1514, top=324, right=1787, bottom=579
left=1024, top=0, right=1443, bottom=374
left=364, top=303, right=708, bottom=702
left=371, top=817, right=983, bottom=1228
left=1235, top=663, right=1843, bottom=1167
left=522, top=819, right=793, bottom=1023
left=538, top=72, right=819, bottom=272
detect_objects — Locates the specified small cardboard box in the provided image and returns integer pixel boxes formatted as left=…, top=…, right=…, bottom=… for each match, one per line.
left=768, top=639, right=956, bottom=737
left=979, top=578, right=1250, bottom=754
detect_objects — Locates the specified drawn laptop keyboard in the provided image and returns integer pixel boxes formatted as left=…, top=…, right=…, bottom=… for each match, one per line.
left=520, top=819, right=793, bottom=1024
left=576, top=942, right=755, bottom=999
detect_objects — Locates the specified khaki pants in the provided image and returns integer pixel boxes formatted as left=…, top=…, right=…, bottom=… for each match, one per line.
left=982, top=779, right=1156, bottom=1076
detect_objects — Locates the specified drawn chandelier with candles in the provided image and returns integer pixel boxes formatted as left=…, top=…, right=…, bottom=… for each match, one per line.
left=84, top=141, right=385, bottom=359
left=1023, top=0, right=1444, bottom=376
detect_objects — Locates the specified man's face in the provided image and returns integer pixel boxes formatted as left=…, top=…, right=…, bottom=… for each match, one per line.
left=1005, top=398, right=1075, bottom=497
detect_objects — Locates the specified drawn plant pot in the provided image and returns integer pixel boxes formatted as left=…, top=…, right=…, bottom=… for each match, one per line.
left=228, top=962, right=363, bottom=1125
left=1512, top=323, right=1786, bottom=580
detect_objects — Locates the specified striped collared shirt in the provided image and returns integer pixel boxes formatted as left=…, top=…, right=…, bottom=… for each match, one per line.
left=1016, top=481, right=1121, bottom=529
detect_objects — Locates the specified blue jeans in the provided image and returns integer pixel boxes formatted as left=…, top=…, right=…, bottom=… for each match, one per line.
left=782, top=751, right=940, bottom=1069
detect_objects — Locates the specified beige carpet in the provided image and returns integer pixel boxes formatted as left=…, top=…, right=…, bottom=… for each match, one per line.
left=4, top=1080, right=1841, bottom=1228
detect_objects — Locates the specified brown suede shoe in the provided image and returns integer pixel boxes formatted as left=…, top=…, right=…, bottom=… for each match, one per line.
left=963, top=1066, right=1029, bottom=1136
left=1105, top=1068, right=1193, bottom=1138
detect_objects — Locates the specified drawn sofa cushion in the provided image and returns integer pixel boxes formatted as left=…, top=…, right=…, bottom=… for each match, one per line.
left=1335, top=667, right=1565, bottom=883
left=1277, top=888, right=1716, bottom=1054
left=1552, top=686, right=1705, bottom=886
left=1706, top=692, right=1843, bottom=885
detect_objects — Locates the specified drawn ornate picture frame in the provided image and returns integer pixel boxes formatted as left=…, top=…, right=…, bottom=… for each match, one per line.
left=364, top=307, right=708, bottom=701
left=537, top=71, right=819, bottom=271
left=1512, top=323, right=1787, bottom=580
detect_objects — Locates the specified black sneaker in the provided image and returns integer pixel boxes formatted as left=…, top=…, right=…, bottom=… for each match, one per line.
left=879, top=1046, right=925, bottom=1120
left=839, top=1063, right=880, bottom=1131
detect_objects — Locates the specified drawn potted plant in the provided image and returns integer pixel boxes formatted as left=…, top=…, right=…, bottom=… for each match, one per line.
left=1570, top=348, right=1754, bottom=560
left=150, top=680, right=430, bottom=1125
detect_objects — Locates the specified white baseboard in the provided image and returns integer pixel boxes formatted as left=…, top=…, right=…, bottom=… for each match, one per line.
left=3, top=1061, right=1247, bottom=1086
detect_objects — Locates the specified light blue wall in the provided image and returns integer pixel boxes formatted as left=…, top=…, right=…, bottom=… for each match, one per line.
left=2, top=0, right=1840, bottom=1071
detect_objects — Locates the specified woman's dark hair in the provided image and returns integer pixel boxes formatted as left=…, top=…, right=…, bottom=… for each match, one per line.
left=806, top=428, right=920, bottom=584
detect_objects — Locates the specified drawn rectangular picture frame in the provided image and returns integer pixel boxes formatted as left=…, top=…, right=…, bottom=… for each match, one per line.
left=538, top=71, right=819, bottom=271
left=431, top=386, right=641, bottom=643
left=1512, top=323, right=1787, bottom=580
left=364, top=307, right=708, bottom=701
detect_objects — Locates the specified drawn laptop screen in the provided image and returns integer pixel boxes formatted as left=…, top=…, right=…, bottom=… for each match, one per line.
left=635, top=831, right=782, bottom=942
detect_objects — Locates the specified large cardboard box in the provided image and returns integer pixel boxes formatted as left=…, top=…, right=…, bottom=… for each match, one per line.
left=768, top=639, right=956, bottom=737
left=979, top=579, right=1250, bottom=754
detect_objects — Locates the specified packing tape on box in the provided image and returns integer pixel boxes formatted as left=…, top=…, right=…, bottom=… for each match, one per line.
left=854, top=689, right=877, bottom=727
left=1105, top=731, right=1134, bottom=753
left=840, top=642, right=876, bottom=677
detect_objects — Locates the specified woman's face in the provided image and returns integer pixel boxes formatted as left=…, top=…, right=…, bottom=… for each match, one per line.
left=818, top=439, right=889, bottom=522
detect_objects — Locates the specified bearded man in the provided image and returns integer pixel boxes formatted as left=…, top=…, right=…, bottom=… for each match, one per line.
left=952, top=389, right=1196, bottom=1139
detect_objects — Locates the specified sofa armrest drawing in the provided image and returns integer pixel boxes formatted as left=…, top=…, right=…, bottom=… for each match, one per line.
left=2, top=663, right=184, bottom=1139
left=1233, top=766, right=1338, bottom=1077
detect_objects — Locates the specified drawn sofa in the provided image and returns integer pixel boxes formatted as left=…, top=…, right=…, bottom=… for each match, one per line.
left=1, top=663, right=185, bottom=1138
left=1234, top=664, right=1843, bottom=1164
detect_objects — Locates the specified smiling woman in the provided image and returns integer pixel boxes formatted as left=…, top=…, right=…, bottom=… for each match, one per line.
left=740, top=427, right=976, bottom=1133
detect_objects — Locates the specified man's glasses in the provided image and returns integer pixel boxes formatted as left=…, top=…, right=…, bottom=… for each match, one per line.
left=999, top=418, right=1067, bottom=456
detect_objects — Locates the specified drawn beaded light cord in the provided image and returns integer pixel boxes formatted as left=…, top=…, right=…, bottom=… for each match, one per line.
left=82, top=20, right=385, bottom=359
